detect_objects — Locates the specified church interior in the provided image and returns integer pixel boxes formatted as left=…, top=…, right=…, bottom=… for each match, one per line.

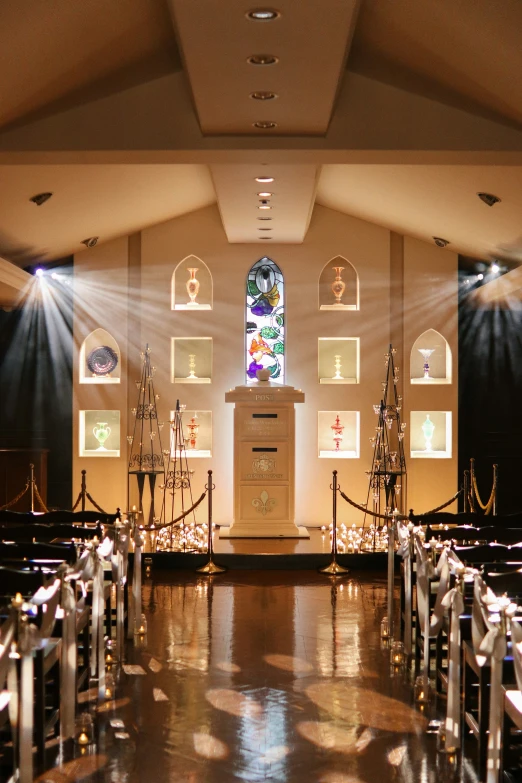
left=1, top=1, right=522, bottom=781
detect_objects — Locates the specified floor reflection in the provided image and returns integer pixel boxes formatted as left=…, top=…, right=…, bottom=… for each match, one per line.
left=40, top=570, right=480, bottom=782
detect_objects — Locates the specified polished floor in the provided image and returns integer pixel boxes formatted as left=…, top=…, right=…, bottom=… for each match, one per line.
left=39, top=571, right=480, bottom=783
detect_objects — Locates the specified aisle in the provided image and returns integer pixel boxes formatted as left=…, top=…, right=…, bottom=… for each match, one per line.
left=40, top=571, right=472, bottom=783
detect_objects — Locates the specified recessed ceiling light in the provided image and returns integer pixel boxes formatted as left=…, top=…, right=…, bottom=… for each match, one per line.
left=257, top=192, right=273, bottom=197
left=257, top=216, right=272, bottom=220
left=258, top=205, right=272, bottom=210
left=255, top=176, right=274, bottom=183
left=247, top=54, right=278, bottom=66
left=247, top=9, right=281, bottom=21
left=250, top=91, right=278, bottom=101
left=258, top=228, right=272, bottom=231
left=260, top=237, right=272, bottom=239
left=491, top=262, right=500, bottom=274
left=433, top=237, right=449, bottom=248
left=253, top=121, right=278, bottom=129
left=477, top=273, right=484, bottom=280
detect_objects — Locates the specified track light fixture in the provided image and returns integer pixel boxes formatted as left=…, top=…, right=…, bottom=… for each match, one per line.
left=30, top=192, right=53, bottom=206
left=81, top=237, right=99, bottom=248
left=477, top=192, right=501, bottom=207
left=433, top=237, right=450, bottom=248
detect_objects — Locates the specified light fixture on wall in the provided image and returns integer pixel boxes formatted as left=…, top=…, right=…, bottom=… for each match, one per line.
left=81, top=237, right=99, bottom=247
left=433, top=237, right=450, bottom=248
left=477, top=192, right=501, bottom=207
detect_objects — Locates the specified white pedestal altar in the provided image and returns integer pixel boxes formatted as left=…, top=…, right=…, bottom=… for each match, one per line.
left=222, top=381, right=308, bottom=538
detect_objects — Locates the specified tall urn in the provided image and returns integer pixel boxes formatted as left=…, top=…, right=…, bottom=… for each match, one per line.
left=331, top=266, right=346, bottom=305
left=186, top=268, right=200, bottom=306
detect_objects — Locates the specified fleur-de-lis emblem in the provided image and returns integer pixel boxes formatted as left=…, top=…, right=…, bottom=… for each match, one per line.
left=252, top=489, right=276, bottom=516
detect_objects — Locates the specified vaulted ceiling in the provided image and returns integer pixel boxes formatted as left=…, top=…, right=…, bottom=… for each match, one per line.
left=1, top=0, right=522, bottom=303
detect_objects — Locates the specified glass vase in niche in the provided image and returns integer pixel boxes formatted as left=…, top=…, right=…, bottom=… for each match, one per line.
left=87, top=345, right=118, bottom=377
left=331, top=266, right=346, bottom=306
left=421, top=415, right=435, bottom=452
left=93, top=422, right=111, bottom=451
left=418, top=348, right=435, bottom=380
left=186, top=268, right=200, bottom=306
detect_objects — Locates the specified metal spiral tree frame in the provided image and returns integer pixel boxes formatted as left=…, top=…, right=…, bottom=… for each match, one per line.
left=363, top=344, right=407, bottom=548
left=127, top=345, right=166, bottom=526
left=156, top=400, right=206, bottom=552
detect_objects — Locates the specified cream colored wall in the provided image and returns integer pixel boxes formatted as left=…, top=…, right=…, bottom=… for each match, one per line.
left=139, top=203, right=390, bottom=526
left=72, top=204, right=458, bottom=525
left=73, top=236, right=130, bottom=513
left=403, top=236, right=459, bottom=514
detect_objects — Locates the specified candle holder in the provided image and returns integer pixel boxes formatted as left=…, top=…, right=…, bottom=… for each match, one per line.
left=390, top=640, right=406, bottom=667
left=414, top=675, right=430, bottom=703
left=136, top=613, right=147, bottom=636
left=74, top=713, right=94, bottom=746
left=332, top=354, right=344, bottom=380
left=187, top=354, right=197, bottom=379
left=380, top=616, right=390, bottom=639
left=104, top=672, right=115, bottom=700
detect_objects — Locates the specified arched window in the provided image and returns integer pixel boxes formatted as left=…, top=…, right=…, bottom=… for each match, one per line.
left=246, top=257, right=285, bottom=383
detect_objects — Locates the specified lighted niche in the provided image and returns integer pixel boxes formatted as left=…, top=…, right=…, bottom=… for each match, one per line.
left=172, top=337, right=212, bottom=384
left=318, top=411, right=360, bottom=458
left=410, top=411, right=452, bottom=459
left=410, top=329, right=452, bottom=384
left=79, top=329, right=121, bottom=384
left=79, top=410, right=120, bottom=457
left=171, top=410, right=212, bottom=458
left=318, top=338, right=359, bottom=384
left=172, top=255, right=212, bottom=311
left=319, top=256, right=358, bottom=310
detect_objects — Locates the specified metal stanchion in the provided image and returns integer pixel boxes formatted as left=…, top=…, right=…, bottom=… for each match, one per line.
left=320, top=470, right=349, bottom=575
left=387, top=511, right=396, bottom=637
left=463, top=469, right=470, bottom=513
left=492, top=463, right=498, bottom=515
left=30, top=463, right=35, bottom=512
left=196, top=470, right=226, bottom=575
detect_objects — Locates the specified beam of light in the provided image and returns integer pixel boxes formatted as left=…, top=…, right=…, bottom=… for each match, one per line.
left=205, top=688, right=263, bottom=718
left=387, top=744, right=407, bottom=766
left=96, top=696, right=130, bottom=713
left=193, top=732, right=229, bottom=760
left=263, top=653, right=313, bottom=673
left=304, top=682, right=427, bottom=734
left=153, top=687, right=169, bottom=701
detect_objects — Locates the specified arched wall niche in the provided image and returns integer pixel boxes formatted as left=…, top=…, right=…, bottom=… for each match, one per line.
left=172, top=255, right=212, bottom=310
left=410, top=329, right=452, bottom=384
left=79, top=328, right=121, bottom=384
left=319, top=255, right=359, bottom=310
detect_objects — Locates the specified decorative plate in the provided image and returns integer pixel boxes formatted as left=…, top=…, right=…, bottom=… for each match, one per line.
left=87, top=345, right=119, bottom=376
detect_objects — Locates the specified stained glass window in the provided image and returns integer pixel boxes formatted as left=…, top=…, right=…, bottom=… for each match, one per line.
left=246, top=257, right=285, bottom=383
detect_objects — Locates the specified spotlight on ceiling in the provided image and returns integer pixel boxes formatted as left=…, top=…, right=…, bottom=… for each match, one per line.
left=257, top=192, right=273, bottom=197
left=35, top=268, right=44, bottom=277
left=246, top=9, right=281, bottom=21
left=477, top=273, right=484, bottom=280
left=491, top=262, right=500, bottom=274
left=477, top=192, right=501, bottom=207
left=247, top=54, right=278, bottom=66
left=255, top=176, right=274, bottom=183
left=433, top=237, right=450, bottom=248
left=81, top=236, right=99, bottom=248
left=30, top=192, right=53, bottom=206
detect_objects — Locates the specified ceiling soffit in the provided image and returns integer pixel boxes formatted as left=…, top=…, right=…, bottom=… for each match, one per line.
left=168, top=0, right=360, bottom=135
left=211, top=164, right=318, bottom=243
